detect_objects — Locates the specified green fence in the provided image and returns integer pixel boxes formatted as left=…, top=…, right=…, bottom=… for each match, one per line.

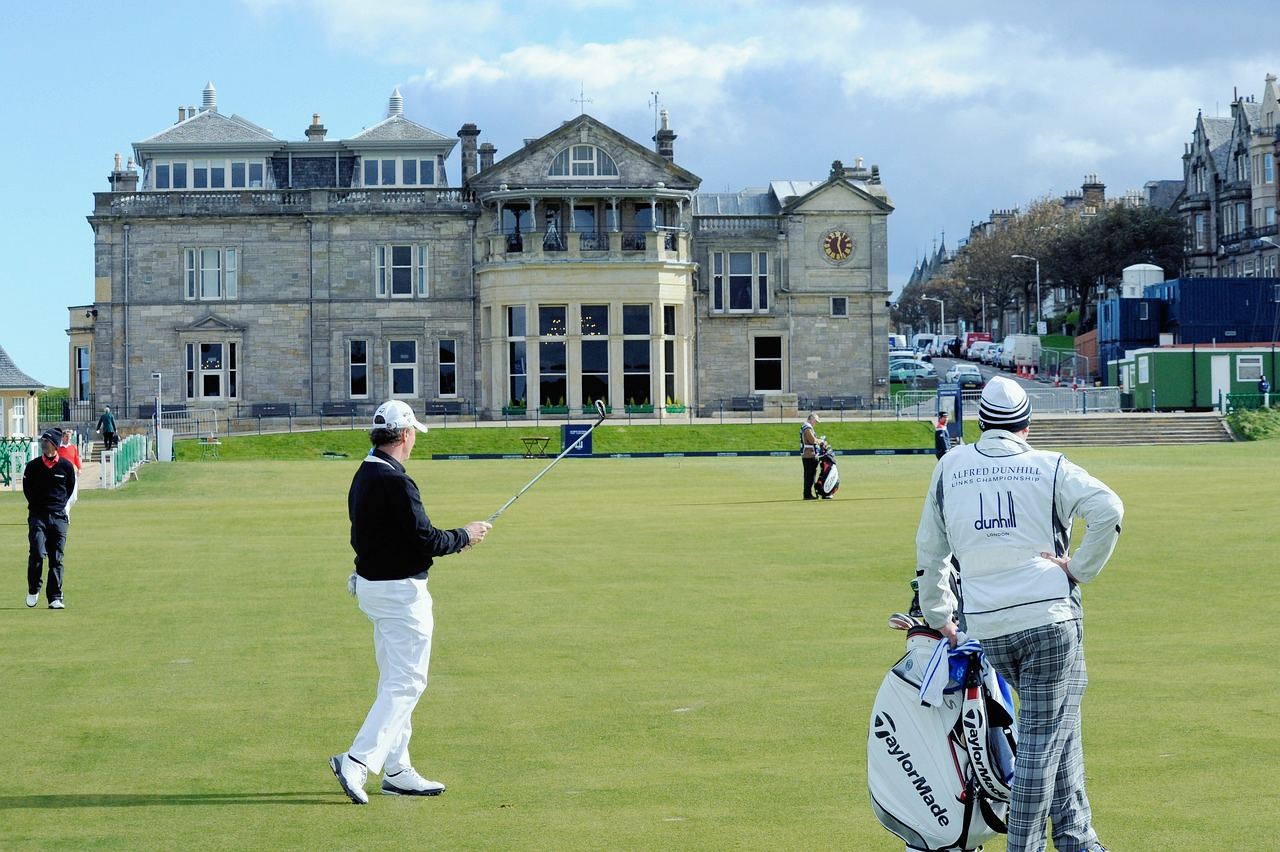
left=1, top=437, right=37, bottom=487
left=1224, top=393, right=1273, bottom=413
left=106, top=433, right=149, bottom=489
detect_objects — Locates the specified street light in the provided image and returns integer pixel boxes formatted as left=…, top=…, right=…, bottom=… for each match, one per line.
left=1011, top=254, right=1040, bottom=334
left=922, top=296, right=945, bottom=347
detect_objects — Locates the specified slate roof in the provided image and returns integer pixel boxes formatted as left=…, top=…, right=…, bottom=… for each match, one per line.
left=0, top=343, right=46, bottom=390
left=693, top=188, right=779, bottom=216
left=347, top=116, right=453, bottom=144
left=137, top=108, right=279, bottom=145
left=1145, top=180, right=1184, bottom=212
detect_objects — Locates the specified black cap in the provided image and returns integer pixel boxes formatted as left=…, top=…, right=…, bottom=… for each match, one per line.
left=40, top=428, right=64, bottom=446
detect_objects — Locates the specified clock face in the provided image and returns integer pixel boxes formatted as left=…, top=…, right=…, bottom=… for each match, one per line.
left=823, top=229, right=853, bottom=262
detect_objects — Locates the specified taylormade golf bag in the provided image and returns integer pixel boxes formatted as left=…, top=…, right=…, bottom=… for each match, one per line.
left=815, top=439, right=839, bottom=497
left=867, top=626, right=1017, bottom=852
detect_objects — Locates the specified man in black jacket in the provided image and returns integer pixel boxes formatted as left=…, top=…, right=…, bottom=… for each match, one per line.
left=24, top=429, right=76, bottom=609
left=330, top=400, right=491, bottom=804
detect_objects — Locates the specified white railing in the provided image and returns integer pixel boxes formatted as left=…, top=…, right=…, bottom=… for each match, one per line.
left=895, top=387, right=1122, bottom=417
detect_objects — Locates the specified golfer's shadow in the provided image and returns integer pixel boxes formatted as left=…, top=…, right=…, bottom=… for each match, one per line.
left=0, top=791, right=336, bottom=808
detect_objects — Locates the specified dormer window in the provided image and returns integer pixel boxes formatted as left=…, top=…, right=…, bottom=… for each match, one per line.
left=549, top=145, right=618, bottom=178
left=362, top=156, right=437, bottom=187
left=152, top=159, right=264, bottom=190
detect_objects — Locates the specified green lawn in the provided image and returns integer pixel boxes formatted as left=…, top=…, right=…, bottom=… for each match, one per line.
left=2, top=441, right=1277, bottom=849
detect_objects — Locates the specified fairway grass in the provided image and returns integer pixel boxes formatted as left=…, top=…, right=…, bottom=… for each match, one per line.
left=2, top=442, right=1278, bottom=849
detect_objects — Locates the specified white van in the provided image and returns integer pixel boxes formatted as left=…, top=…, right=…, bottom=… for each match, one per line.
left=911, top=333, right=937, bottom=356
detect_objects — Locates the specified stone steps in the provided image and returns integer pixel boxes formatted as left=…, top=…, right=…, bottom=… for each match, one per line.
left=1028, top=413, right=1233, bottom=447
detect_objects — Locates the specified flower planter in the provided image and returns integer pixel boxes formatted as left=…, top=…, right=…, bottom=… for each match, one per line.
left=665, top=405, right=686, bottom=414
left=501, top=406, right=527, bottom=416
left=539, top=405, right=570, bottom=415
left=625, top=405, right=654, bottom=414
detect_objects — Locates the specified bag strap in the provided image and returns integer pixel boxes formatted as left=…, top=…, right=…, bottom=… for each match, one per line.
left=959, top=654, right=1013, bottom=803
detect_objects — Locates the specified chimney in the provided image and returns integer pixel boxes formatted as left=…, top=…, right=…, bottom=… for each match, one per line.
left=202, top=81, right=217, bottom=113
left=478, top=141, right=497, bottom=173
left=1082, top=173, right=1106, bottom=209
left=178, top=106, right=187, bottom=123
left=458, top=123, right=481, bottom=183
left=108, top=152, right=139, bottom=193
left=306, top=113, right=327, bottom=142
left=654, top=109, right=676, bottom=160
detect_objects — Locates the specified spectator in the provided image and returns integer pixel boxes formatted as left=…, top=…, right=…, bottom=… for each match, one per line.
left=96, top=406, right=118, bottom=451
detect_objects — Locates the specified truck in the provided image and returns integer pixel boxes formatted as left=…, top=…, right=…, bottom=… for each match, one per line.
left=1000, top=334, right=1041, bottom=371
left=887, top=333, right=907, bottom=349
left=961, top=332, right=992, bottom=357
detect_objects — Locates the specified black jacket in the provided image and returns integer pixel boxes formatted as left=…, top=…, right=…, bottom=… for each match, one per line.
left=348, top=449, right=470, bottom=581
left=24, top=455, right=76, bottom=517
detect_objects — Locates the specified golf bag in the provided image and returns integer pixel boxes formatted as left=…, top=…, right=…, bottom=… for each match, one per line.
left=814, top=439, right=839, bottom=497
left=867, top=626, right=1018, bottom=852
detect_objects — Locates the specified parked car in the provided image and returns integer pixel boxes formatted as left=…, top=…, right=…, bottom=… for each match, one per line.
left=944, top=363, right=985, bottom=389
left=891, top=360, right=938, bottom=382
left=982, top=345, right=1003, bottom=366
left=967, top=340, right=993, bottom=361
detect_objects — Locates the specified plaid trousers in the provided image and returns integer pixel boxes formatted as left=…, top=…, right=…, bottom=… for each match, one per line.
left=982, top=620, right=1099, bottom=852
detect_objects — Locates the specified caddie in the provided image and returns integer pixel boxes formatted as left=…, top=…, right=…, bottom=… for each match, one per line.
left=914, top=376, right=1123, bottom=852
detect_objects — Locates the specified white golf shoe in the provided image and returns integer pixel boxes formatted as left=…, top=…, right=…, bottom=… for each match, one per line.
left=329, top=753, right=369, bottom=804
left=49, top=599, right=65, bottom=609
left=382, top=767, right=445, bottom=796
left=26, top=593, right=38, bottom=607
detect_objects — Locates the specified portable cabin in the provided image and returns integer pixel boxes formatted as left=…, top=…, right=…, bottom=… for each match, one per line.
left=1110, top=344, right=1280, bottom=411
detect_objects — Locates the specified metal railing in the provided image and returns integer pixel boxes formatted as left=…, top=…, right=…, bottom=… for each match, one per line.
left=894, top=387, right=1122, bottom=418
left=1, top=437, right=37, bottom=487
left=102, top=433, right=148, bottom=489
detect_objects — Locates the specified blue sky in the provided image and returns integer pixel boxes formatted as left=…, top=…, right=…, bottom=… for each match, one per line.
left=0, top=0, right=1273, bottom=386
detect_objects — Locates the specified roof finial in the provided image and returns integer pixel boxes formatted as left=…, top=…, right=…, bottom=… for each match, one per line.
left=389, top=88, right=404, bottom=117
left=203, top=81, right=217, bottom=113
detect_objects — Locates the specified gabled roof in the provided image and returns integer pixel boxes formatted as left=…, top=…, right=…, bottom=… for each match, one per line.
left=0, top=343, right=46, bottom=391
left=777, top=174, right=894, bottom=214
left=471, top=113, right=700, bottom=191
left=177, top=314, right=245, bottom=334
left=137, top=108, right=279, bottom=146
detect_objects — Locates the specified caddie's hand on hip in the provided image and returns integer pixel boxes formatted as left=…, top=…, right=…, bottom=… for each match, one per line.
left=1041, top=551, right=1079, bottom=583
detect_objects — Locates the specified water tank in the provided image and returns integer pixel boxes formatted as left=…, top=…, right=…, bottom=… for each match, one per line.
left=1121, top=263, right=1163, bottom=298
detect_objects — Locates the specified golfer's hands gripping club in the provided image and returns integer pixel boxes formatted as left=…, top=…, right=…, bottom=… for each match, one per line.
left=461, top=520, right=492, bottom=552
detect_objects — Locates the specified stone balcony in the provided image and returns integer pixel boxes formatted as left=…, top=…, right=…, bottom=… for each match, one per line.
left=482, top=228, right=691, bottom=263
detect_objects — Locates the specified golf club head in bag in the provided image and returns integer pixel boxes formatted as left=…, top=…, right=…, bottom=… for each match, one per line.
left=815, top=439, right=839, bottom=497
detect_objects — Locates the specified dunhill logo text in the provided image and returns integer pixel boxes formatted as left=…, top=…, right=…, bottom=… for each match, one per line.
left=975, top=491, right=1017, bottom=531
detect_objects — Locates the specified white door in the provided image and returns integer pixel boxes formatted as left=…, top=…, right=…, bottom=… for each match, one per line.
left=1211, top=355, right=1230, bottom=411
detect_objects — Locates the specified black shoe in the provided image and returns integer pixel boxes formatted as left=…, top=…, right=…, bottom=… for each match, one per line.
left=803, top=495, right=817, bottom=500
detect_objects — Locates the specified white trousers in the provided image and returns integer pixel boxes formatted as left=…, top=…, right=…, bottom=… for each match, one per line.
left=349, top=576, right=434, bottom=776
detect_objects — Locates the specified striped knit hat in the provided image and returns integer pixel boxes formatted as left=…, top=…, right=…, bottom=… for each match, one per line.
left=978, top=376, right=1031, bottom=432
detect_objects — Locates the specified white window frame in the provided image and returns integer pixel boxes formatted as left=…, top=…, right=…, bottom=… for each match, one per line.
left=185, top=341, right=239, bottom=401
left=1237, top=355, right=1263, bottom=383
left=348, top=339, right=369, bottom=399
left=438, top=338, right=457, bottom=398
left=375, top=245, right=428, bottom=298
left=711, top=250, right=770, bottom=314
left=362, top=156, right=438, bottom=187
left=185, top=247, right=238, bottom=301
left=153, top=158, right=264, bottom=190
left=388, top=339, right=418, bottom=398
left=549, top=145, right=619, bottom=178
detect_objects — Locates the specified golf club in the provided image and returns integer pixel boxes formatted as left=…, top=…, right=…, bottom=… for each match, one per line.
left=487, top=399, right=608, bottom=523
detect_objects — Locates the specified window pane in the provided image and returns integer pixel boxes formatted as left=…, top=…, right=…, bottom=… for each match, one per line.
left=663, top=305, right=676, bottom=336
left=623, top=339, right=650, bottom=371
left=201, top=249, right=221, bottom=298
left=364, top=159, right=378, bottom=186
left=381, top=159, right=396, bottom=186
left=225, top=248, right=237, bottom=299
left=392, top=367, right=415, bottom=395
left=420, top=159, right=434, bottom=185
left=403, top=159, right=417, bottom=185
left=508, top=305, right=526, bottom=337
left=210, top=164, right=225, bottom=188
left=350, top=365, right=367, bottom=397
left=623, top=375, right=650, bottom=406
left=581, top=304, right=609, bottom=335
left=439, top=339, right=456, bottom=364
left=754, top=337, right=782, bottom=359
left=172, top=163, right=187, bottom=189
left=391, top=245, right=412, bottom=295
left=439, top=365, right=456, bottom=395
left=623, top=304, right=650, bottom=335
left=539, top=340, right=567, bottom=372
left=156, top=164, right=170, bottom=189
left=581, top=339, right=608, bottom=372
left=248, top=163, right=264, bottom=187
left=193, top=161, right=208, bottom=189
left=390, top=340, right=416, bottom=364
left=539, top=340, right=566, bottom=406
left=232, top=162, right=246, bottom=187
left=540, top=306, right=567, bottom=337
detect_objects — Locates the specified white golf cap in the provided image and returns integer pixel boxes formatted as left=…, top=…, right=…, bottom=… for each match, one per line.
left=978, top=376, right=1031, bottom=432
left=372, top=400, right=429, bottom=433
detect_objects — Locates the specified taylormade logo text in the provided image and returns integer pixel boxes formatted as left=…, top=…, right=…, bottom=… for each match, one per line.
left=962, top=697, right=1002, bottom=799
left=872, top=712, right=951, bottom=826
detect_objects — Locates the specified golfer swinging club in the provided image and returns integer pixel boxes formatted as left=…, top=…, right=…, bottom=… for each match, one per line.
left=330, top=400, right=492, bottom=804
left=915, top=376, right=1122, bottom=852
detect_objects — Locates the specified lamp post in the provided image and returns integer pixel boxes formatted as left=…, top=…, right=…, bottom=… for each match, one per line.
left=922, top=296, right=945, bottom=348
left=1011, top=254, right=1040, bottom=334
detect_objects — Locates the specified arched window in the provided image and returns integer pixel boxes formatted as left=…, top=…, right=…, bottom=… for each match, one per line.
left=549, top=145, right=619, bottom=178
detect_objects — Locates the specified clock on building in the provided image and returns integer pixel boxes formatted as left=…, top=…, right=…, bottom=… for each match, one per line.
left=822, top=229, right=853, bottom=262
